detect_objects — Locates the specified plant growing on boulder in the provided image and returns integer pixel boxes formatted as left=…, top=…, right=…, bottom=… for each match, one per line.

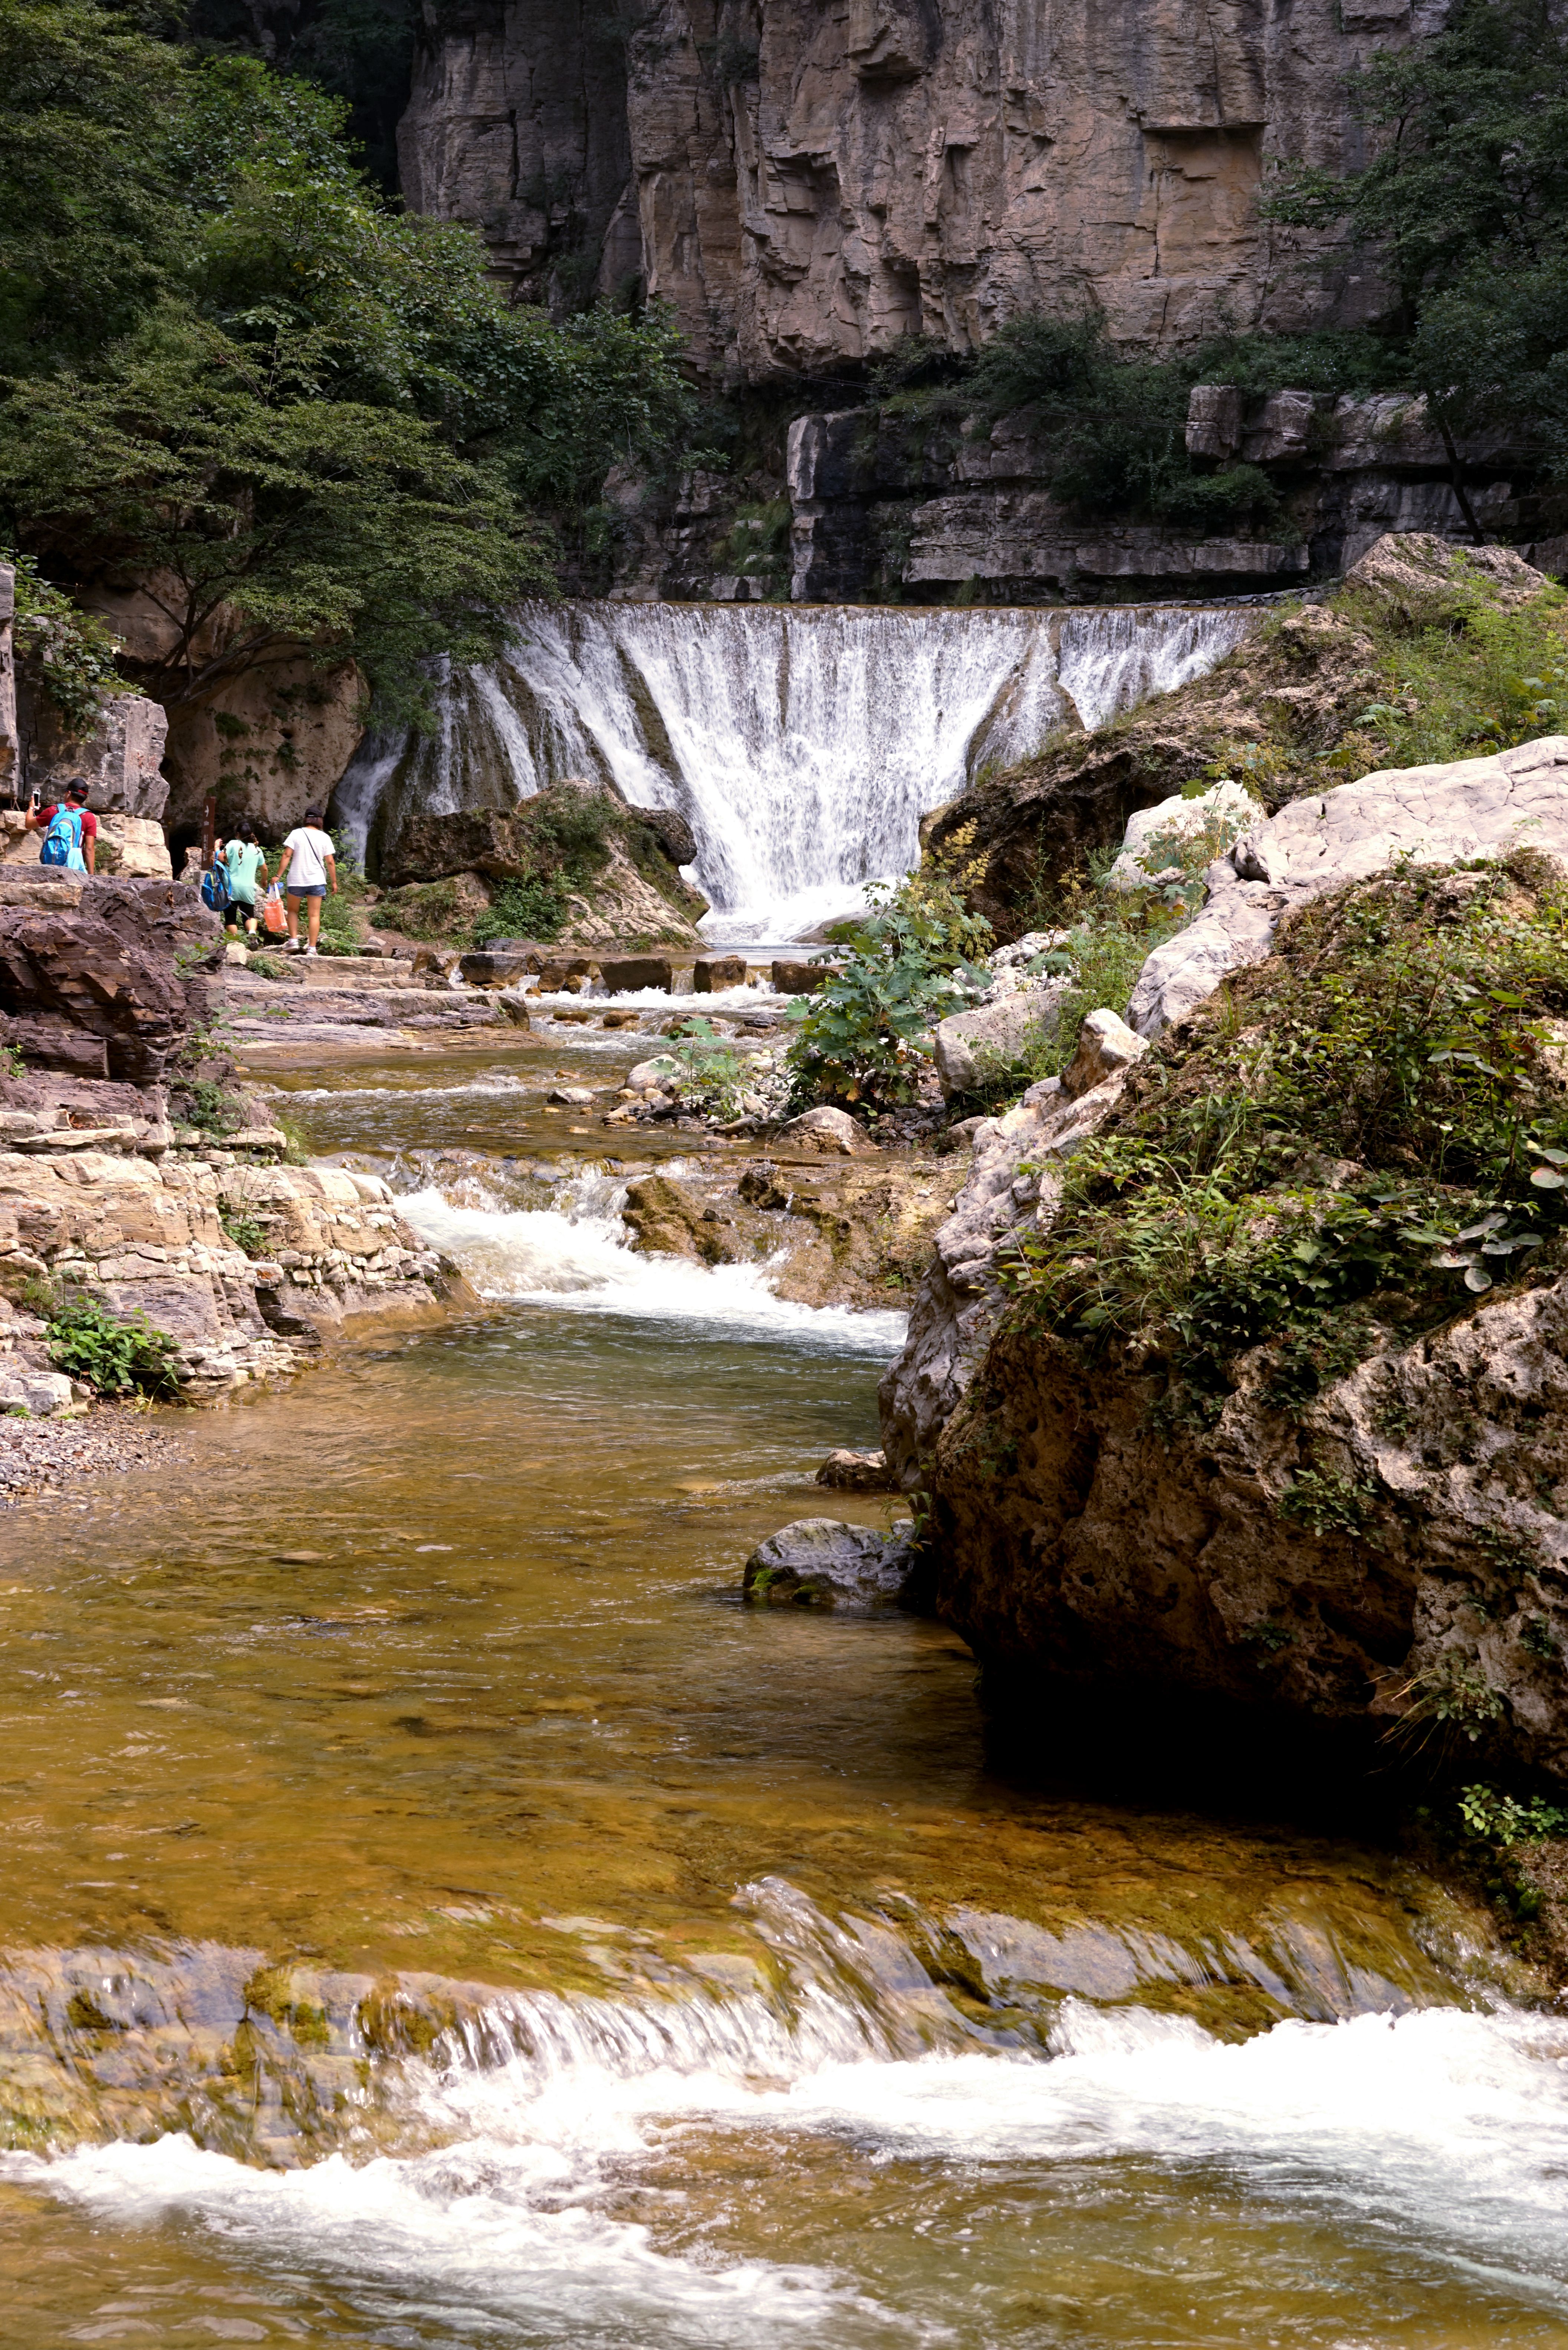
left=999, top=856, right=1568, bottom=1424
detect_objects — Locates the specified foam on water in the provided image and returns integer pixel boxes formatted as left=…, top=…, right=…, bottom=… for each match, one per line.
left=13, top=1985, right=1568, bottom=2339
left=399, top=1176, right=908, bottom=1354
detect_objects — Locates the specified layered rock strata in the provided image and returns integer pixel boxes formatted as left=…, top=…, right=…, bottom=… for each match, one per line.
left=0, top=873, right=467, bottom=1401
left=400, top=0, right=1406, bottom=386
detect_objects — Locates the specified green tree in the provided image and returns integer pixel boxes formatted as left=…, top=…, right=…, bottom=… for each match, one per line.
left=0, top=7, right=694, bottom=726
left=1268, top=0, right=1568, bottom=499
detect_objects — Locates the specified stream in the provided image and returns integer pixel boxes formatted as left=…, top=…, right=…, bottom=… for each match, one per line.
left=1, top=1031, right=1567, bottom=2346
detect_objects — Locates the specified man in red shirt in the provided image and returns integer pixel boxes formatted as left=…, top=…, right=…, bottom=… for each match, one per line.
left=26, top=778, right=98, bottom=874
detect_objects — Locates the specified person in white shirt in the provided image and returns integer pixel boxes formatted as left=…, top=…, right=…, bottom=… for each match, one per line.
left=273, top=810, right=338, bottom=956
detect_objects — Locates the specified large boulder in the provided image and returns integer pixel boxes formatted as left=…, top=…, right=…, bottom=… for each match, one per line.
left=0, top=877, right=219, bottom=1083
left=1129, top=733, right=1568, bottom=1034
left=933, top=980, right=1067, bottom=1098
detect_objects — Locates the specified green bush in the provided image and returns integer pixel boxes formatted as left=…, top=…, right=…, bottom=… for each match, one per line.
left=46, top=1293, right=181, bottom=1398
left=786, top=864, right=993, bottom=1112
left=998, top=855, right=1568, bottom=1423
left=472, top=876, right=569, bottom=946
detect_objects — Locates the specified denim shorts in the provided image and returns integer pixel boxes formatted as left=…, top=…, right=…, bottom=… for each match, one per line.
left=289, top=882, right=326, bottom=899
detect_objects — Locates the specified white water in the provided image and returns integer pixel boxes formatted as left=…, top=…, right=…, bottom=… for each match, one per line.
left=399, top=1173, right=908, bottom=1355
left=338, top=601, right=1252, bottom=939
left=13, top=1922, right=1568, bottom=2346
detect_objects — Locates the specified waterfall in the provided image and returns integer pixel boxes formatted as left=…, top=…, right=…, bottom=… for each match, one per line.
left=338, top=600, right=1254, bottom=941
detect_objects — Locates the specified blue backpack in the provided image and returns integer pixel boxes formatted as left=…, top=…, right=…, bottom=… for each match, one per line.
left=40, top=805, right=86, bottom=872
left=201, top=857, right=232, bottom=913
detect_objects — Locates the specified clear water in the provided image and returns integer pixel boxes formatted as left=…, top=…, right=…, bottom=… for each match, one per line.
left=0, top=1039, right=1563, bottom=2348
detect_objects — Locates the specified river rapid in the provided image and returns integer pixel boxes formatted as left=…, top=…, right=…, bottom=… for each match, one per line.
left=0, top=1032, right=1567, bottom=2347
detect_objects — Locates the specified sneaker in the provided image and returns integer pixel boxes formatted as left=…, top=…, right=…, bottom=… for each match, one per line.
left=304, top=945, right=318, bottom=958
left=284, top=936, right=303, bottom=953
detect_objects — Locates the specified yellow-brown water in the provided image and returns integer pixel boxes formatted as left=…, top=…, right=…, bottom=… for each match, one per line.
left=0, top=1043, right=1565, bottom=2347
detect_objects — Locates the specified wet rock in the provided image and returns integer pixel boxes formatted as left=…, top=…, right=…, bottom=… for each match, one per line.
left=772, top=959, right=830, bottom=994
left=622, top=1173, right=736, bottom=1263
left=632, top=806, right=696, bottom=865
left=816, top=1448, right=895, bottom=1491
left=695, top=955, right=748, bottom=992
left=547, top=1086, right=594, bottom=1106
left=458, top=951, right=533, bottom=988
left=742, top=1516, right=918, bottom=1608
left=777, top=1106, right=879, bottom=1156
left=600, top=955, right=673, bottom=993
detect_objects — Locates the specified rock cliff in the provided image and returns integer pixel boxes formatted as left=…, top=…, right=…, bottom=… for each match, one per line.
left=399, top=0, right=1408, bottom=385
left=882, top=731, right=1568, bottom=1786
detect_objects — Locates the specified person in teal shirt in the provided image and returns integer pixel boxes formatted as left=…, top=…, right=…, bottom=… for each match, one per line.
left=221, top=823, right=270, bottom=937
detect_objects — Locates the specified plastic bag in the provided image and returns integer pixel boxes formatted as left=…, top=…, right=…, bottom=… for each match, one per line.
left=262, top=885, right=287, bottom=937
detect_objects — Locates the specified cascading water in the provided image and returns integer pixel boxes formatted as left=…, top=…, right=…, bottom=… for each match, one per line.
left=337, top=600, right=1254, bottom=939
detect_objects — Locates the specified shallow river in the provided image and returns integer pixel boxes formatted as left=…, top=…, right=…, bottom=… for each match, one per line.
left=1, top=1042, right=1566, bottom=2347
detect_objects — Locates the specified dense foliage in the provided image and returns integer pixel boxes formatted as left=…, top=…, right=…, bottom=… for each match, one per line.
left=785, top=867, right=993, bottom=1113
left=0, top=5, right=693, bottom=724
left=1268, top=0, right=1568, bottom=480
left=999, top=857, right=1568, bottom=1427
left=46, top=1291, right=182, bottom=1399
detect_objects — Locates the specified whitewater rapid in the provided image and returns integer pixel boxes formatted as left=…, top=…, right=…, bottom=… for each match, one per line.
left=336, top=600, right=1253, bottom=939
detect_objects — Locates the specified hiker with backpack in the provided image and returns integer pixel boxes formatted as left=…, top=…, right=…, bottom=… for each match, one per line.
left=26, top=778, right=96, bottom=874
left=220, top=823, right=269, bottom=937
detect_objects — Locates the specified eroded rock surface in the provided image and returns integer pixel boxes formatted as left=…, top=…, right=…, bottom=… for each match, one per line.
left=1130, top=733, right=1568, bottom=1034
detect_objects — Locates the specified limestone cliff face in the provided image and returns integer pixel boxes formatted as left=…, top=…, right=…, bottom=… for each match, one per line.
left=400, top=0, right=1416, bottom=381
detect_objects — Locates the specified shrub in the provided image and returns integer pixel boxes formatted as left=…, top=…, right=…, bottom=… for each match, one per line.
left=472, top=876, right=569, bottom=945
left=785, top=864, right=993, bottom=1112
left=1458, top=1782, right=1568, bottom=1842
left=46, top=1293, right=181, bottom=1398
left=997, top=856, right=1568, bottom=1424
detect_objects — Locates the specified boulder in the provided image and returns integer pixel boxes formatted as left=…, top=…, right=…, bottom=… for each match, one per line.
left=600, top=956, right=672, bottom=994
left=0, top=1369, right=73, bottom=1416
left=536, top=958, right=595, bottom=992
left=1342, top=530, right=1551, bottom=620
left=776, top=1106, right=879, bottom=1156
left=772, top=959, right=829, bottom=994
left=933, top=981, right=1067, bottom=1099
left=547, top=1085, right=594, bottom=1106
left=816, top=1448, right=894, bottom=1491
left=1129, top=732, right=1568, bottom=1035
left=631, top=806, right=696, bottom=865
left=742, top=1516, right=918, bottom=1608
left=1061, top=1008, right=1148, bottom=1098
left=0, top=878, right=218, bottom=1083
left=458, top=951, right=533, bottom=988
left=621, top=1173, right=735, bottom=1263
left=1105, top=778, right=1258, bottom=890
left=695, top=955, right=748, bottom=992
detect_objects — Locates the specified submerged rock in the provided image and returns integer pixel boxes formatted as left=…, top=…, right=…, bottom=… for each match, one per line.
left=742, top=1516, right=918, bottom=1607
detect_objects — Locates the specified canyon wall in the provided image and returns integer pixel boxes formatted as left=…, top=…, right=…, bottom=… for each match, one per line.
left=400, top=0, right=1430, bottom=385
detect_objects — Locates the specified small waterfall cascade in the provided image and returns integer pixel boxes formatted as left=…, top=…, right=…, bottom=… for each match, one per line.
left=338, top=599, right=1254, bottom=940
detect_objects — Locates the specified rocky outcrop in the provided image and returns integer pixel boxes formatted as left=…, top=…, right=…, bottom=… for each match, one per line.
left=0, top=566, right=18, bottom=798
left=371, top=779, right=708, bottom=950
left=922, top=534, right=1559, bottom=937
left=1130, top=732, right=1568, bottom=1033
left=922, top=1255, right=1568, bottom=1783
left=400, top=0, right=1406, bottom=387
left=0, top=872, right=469, bottom=1400
left=880, top=1008, right=1147, bottom=1482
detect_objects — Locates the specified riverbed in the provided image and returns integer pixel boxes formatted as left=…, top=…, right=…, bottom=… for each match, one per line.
left=0, top=1040, right=1565, bottom=2347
